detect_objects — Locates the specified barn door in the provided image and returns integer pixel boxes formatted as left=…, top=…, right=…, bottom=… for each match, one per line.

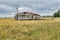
left=32, top=16, right=35, bottom=20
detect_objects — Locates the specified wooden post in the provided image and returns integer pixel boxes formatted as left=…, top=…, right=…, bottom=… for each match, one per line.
left=17, top=7, right=18, bottom=20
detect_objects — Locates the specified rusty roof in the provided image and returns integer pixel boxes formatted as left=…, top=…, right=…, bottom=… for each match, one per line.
left=19, top=12, right=40, bottom=16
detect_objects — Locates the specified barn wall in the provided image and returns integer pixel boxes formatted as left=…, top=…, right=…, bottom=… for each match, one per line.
left=35, top=16, right=40, bottom=19
left=33, top=15, right=40, bottom=20
left=18, top=14, right=33, bottom=20
left=14, top=12, right=40, bottom=20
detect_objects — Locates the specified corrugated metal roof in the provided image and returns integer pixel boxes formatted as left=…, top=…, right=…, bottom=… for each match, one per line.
left=18, top=12, right=40, bottom=16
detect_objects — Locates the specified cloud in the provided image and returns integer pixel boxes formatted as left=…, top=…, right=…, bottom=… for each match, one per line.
left=0, top=0, right=60, bottom=17
left=0, top=4, right=16, bottom=14
left=0, top=4, right=15, bottom=10
left=18, top=7, right=34, bottom=12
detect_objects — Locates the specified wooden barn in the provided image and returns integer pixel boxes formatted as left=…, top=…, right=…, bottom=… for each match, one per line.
left=14, top=12, right=40, bottom=20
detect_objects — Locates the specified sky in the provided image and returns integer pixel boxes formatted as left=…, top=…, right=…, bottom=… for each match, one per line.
left=0, top=0, right=60, bottom=17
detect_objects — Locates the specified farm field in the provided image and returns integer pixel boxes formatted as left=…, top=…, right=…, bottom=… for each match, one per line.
left=0, top=18, right=60, bottom=40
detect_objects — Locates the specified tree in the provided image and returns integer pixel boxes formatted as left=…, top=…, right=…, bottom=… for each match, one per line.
left=54, top=10, right=60, bottom=17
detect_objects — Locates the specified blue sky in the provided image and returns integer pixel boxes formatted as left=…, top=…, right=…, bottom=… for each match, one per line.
left=0, top=0, right=60, bottom=17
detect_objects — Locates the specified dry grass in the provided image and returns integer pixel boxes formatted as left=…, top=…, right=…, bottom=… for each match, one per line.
left=0, top=18, right=60, bottom=40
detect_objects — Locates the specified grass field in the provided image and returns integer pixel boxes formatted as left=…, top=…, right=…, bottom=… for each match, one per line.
left=0, top=18, right=60, bottom=40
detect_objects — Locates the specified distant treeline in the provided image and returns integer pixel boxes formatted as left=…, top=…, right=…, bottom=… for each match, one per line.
left=0, top=17, right=13, bottom=18
left=43, top=10, right=60, bottom=17
left=43, top=16, right=53, bottom=17
left=0, top=10, right=60, bottom=18
left=53, top=10, right=60, bottom=17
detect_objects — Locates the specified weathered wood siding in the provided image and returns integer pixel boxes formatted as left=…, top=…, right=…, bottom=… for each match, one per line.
left=18, top=14, right=33, bottom=20
left=14, top=12, right=40, bottom=20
